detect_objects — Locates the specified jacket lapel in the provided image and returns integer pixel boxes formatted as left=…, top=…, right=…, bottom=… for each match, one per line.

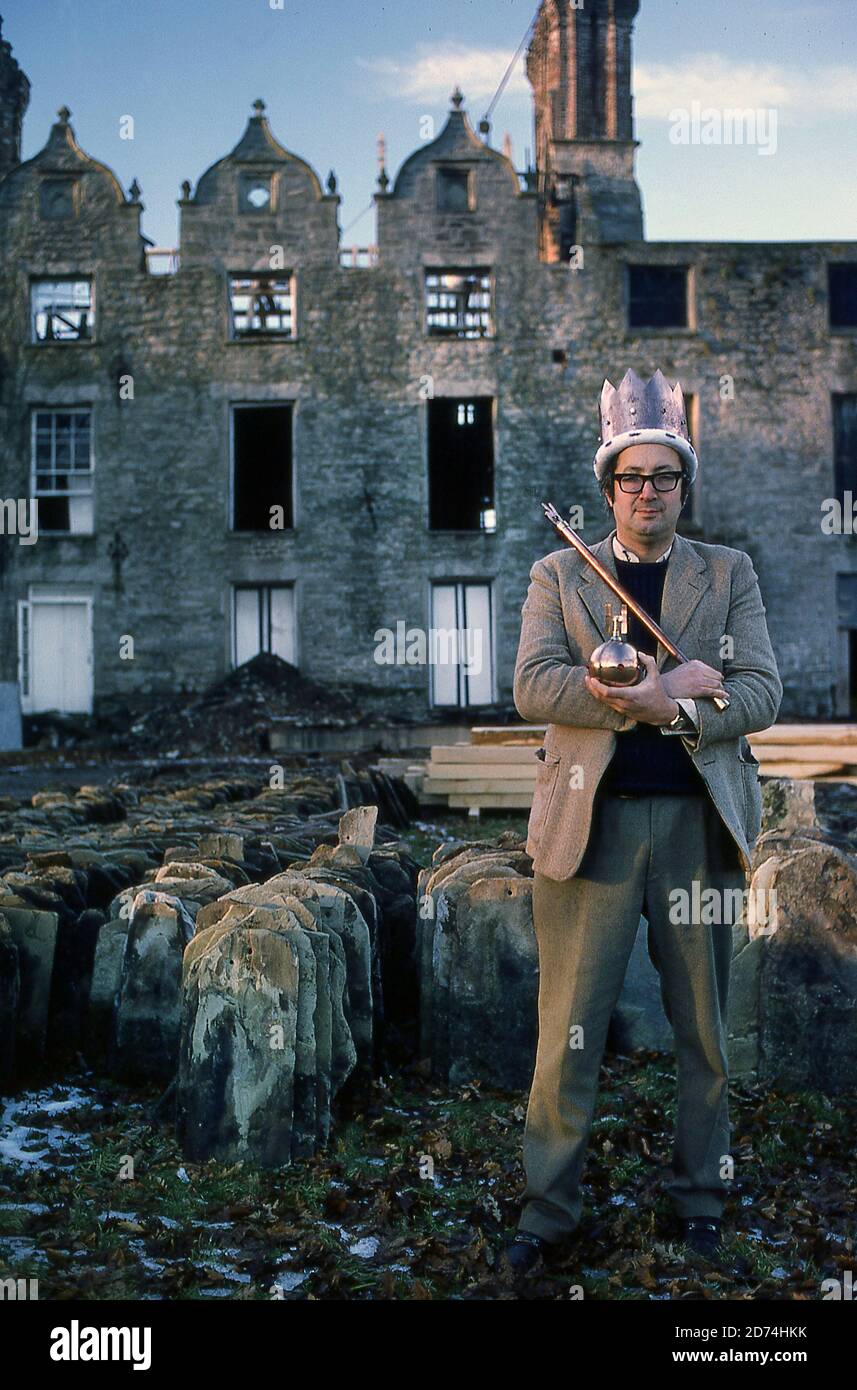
left=657, top=532, right=709, bottom=668
left=576, top=529, right=709, bottom=669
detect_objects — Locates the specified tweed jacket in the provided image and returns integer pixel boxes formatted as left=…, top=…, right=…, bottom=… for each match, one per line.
left=513, top=528, right=783, bottom=880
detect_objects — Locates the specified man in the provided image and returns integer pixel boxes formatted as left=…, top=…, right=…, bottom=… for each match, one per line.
left=501, top=369, right=782, bottom=1284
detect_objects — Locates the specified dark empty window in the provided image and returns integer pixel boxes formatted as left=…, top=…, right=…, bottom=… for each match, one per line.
left=833, top=394, right=857, bottom=503
left=428, top=397, right=495, bottom=531
left=426, top=269, right=492, bottom=338
left=829, top=264, right=857, bottom=329
left=231, top=404, right=293, bottom=531
left=628, top=265, right=688, bottom=329
left=229, top=274, right=294, bottom=337
left=436, top=167, right=472, bottom=213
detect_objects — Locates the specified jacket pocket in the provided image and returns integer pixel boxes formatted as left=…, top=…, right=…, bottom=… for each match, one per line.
left=528, top=749, right=561, bottom=846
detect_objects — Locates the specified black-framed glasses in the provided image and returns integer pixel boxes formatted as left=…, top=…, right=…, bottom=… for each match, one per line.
left=614, top=470, right=684, bottom=494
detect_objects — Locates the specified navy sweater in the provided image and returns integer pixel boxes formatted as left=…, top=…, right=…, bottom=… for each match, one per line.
left=597, top=556, right=706, bottom=796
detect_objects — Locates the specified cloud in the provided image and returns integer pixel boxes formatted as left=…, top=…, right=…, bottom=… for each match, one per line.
left=635, top=54, right=857, bottom=121
left=358, top=42, right=530, bottom=107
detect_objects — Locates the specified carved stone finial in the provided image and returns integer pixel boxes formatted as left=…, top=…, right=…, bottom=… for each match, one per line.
left=252, top=98, right=266, bottom=116
left=451, top=87, right=464, bottom=109
left=57, top=105, right=71, bottom=123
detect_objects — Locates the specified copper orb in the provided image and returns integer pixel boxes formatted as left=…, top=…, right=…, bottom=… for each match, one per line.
left=588, top=636, right=643, bottom=687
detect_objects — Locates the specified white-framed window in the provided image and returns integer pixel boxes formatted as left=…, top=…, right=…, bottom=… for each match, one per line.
left=30, top=277, right=94, bottom=342
left=232, top=584, right=296, bottom=667
left=429, top=580, right=496, bottom=707
left=31, top=409, right=94, bottom=534
left=425, top=268, right=493, bottom=338
left=228, top=273, right=295, bottom=338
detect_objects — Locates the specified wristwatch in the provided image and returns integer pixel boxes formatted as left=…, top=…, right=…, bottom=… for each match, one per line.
left=660, top=698, right=698, bottom=736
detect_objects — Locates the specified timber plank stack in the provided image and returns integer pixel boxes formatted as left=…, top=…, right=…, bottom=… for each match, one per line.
left=402, top=723, right=857, bottom=814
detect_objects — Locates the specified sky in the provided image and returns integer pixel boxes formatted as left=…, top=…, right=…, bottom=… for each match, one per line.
left=3, top=0, right=855, bottom=250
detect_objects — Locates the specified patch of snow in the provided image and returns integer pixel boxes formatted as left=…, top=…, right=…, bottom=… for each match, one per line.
left=271, top=1271, right=308, bottom=1292
left=194, top=1260, right=251, bottom=1284
left=348, top=1236, right=380, bottom=1259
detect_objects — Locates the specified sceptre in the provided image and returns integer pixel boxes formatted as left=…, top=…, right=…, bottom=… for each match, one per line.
left=542, top=502, right=730, bottom=712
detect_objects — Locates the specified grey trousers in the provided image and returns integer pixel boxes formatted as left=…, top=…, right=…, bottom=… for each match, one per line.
left=518, top=790, right=745, bottom=1242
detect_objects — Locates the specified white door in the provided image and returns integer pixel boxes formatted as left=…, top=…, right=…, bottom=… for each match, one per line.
left=430, top=581, right=495, bottom=707
left=22, top=596, right=93, bottom=714
left=233, top=586, right=296, bottom=667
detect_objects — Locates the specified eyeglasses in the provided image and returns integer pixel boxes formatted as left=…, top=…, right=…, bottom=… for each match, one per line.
left=614, top=470, right=684, bottom=494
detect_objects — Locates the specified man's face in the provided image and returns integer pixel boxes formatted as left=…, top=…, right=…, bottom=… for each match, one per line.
left=608, top=442, right=685, bottom=544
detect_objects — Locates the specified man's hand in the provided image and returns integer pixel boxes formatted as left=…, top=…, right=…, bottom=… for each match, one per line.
left=584, top=653, right=679, bottom=726
left=661, top=660, right=729, bottom=704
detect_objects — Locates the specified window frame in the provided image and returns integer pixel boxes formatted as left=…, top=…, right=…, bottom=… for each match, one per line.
left=625, top=263, right=694, bottom=332
left=30, top=276, right=95, bottom=344
left=227, top=271, right=297, bottom=341
left=30, top=406, right=95, bottom=535
left=425, top=267, right=494, bottom=340
left=829, top=263, right=857, bottom=331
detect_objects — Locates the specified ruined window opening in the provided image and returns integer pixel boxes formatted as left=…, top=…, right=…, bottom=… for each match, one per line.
left=231, top=404, right=293, bottom=532
left=31, top=409, right=94, bottom=533
left=239, top=174, right=273, bottom=212
left=436, top=167, right=473, bottom=213
left=833, top=394, right=857, bottom=504
left=232, top=584, right=296, bottom=668
left=39, top=178, right=77, bottom=219
left=829, top=264, right=857, bottom=329
left=627, top=265, right=688, bottom=329
left=31, top=278, right=93, bottom=341
left=229, top=274, right=294, bottom=337
left=425, top=269, right=493, bottom=338
left=428, top=397, right=496, bottom=531
left=430, top=580, right=496, bottom=707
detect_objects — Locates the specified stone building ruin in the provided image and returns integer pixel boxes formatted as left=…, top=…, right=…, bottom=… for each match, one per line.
left=0, top=0, right=856, bottom=746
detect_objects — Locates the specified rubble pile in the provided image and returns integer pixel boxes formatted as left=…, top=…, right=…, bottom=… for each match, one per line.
left=24, top=653, right=485, bottom=755
left=0, top=767, right=423, bottom=1166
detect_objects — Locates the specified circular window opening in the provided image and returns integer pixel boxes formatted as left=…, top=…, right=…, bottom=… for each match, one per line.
left=247, top=184, right=271, bottom=208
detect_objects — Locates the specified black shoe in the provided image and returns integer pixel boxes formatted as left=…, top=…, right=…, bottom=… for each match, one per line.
left=679, top=1216, right=723, bottom=1257
left=498, top=1231, right=553, bottom=1283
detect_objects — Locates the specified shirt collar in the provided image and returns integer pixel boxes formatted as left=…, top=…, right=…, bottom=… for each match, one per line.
left=612, top=533, right=673, bottom=564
